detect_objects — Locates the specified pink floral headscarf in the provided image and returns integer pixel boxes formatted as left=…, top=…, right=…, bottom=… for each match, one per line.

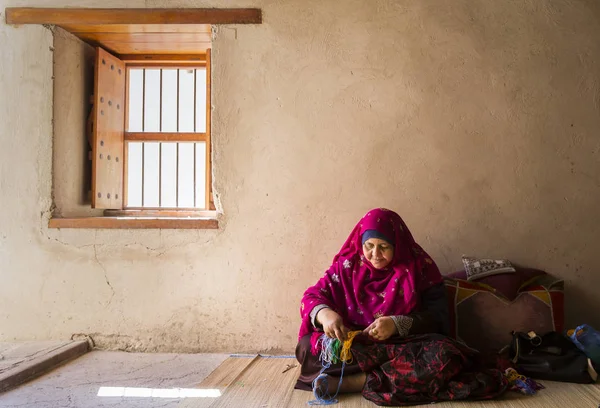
left=298, top=208, right=443, bottom=347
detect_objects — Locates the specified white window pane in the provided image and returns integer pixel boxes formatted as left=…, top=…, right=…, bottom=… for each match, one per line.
left=195, top=142, right=207, bottom=209
left=178, top=69, right=195, bottom=132
left=178, top=143, right=195, bottom=207
left=128, top=70, right=143, bottom=132
left=195, top=68, right=207, bottom=133
left=160, top=143, right=177, bottom=207
left=127, top=142, right=142, bottom=207
left=143, top=142, right=160, bottom=207
left=144, top=69, right=160, bottom=132
left=161, top=70, right=178, bottom=132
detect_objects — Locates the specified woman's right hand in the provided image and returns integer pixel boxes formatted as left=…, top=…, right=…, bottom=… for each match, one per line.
left=316, top=308, right=348, bottom=341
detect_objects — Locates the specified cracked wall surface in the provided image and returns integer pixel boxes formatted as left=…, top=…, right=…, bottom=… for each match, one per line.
left=2, top=0, right=600, bottom=353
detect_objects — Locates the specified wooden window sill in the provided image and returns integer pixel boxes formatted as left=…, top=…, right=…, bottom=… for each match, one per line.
left=48, top=217, right=218, bottom=229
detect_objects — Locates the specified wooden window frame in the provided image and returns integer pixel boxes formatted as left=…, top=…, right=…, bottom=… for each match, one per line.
left=5, top=7, right=263, bottom=229
left=49, top=53, right=217, bottom=230
left=48, top=217, right=218, bottom=229
left=121, top=56, right=214, bottom=214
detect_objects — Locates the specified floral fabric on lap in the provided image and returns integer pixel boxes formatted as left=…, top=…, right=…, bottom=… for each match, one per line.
left=355, top=334, right=508, bottom=405
left=462, top=256, right=516, bottom=281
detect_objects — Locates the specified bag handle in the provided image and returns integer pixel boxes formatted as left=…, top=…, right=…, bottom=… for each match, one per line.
left=527, top=331, right=542, bottom=346
left=511, top=331, right=543, bottom=364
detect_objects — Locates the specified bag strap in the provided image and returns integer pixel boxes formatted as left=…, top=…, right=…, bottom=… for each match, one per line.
left=588, top=358, right=598, bottom=382
left=511, top=332, right=520, bottom=364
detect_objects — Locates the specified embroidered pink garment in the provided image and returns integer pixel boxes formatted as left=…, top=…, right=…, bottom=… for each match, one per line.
left=298, top=208, right=443, bottom=346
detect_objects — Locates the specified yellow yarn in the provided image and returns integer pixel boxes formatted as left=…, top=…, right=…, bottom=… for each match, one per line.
left=339, top=331, right=361, bottom=364
left=504, top=368, right=526, bottom=384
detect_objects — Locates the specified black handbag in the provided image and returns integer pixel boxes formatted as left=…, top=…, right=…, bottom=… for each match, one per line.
left=509, top=331, right=598, bottom=384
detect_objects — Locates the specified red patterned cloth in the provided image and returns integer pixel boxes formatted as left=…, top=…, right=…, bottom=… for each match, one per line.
left=353, top=334, right=508, bottom=406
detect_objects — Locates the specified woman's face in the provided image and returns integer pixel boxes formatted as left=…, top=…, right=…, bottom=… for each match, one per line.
left=362, top=238, right=394, bottom=269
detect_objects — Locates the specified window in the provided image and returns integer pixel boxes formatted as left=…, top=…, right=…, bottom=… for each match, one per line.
left=126, top=67, right=208, bottom=210
left=91, top=48, right=213, bottom=216
left=5, top=7, right=263, bottom=228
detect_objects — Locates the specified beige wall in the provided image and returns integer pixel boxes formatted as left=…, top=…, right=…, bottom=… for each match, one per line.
left=53, top=28, right=99, bottom=218
left=1, top=0, right=600, bottom=353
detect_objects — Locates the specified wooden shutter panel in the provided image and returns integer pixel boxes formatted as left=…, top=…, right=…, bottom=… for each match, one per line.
left=92, top=47, right=126, bottom=209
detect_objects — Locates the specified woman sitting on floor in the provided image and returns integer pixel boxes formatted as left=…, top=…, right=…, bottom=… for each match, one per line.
left=295, top=208, right=507, bottom=405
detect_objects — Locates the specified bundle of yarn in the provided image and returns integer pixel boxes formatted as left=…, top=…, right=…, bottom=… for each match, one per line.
left=504, top=368, right=544, bottom=395
left=308, top=331, right=361, bottom=406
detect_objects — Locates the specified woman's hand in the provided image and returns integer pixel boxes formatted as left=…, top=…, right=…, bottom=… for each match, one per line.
left=316, top=308, right=349, bottom=341
left=363, top=316, right=397, bottom=341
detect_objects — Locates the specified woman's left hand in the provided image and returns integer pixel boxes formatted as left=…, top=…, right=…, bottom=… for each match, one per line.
left=363, top=316, right=397, bottom=341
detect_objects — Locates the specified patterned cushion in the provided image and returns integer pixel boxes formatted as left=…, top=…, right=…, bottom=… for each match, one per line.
left=447, top=267, right=545, bottom=301
left=444, top=274, right=564, bottom=352
left=462, top=256, right=516, bottom=280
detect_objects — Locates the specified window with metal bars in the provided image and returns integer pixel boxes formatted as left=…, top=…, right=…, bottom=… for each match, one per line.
left=124, top=66, right=211, bottom=210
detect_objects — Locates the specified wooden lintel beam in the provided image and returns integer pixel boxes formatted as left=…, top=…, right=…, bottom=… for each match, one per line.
left=5, top=8, right=262, bottom=25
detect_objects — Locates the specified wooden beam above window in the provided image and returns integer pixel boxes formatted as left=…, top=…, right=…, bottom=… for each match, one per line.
left=5, top=8, right=262, bottom=25
left=6, top=7, right=261, bottom=55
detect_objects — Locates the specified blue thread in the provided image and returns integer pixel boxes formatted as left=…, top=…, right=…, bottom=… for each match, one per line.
left=514, top=378, right=536, bottom=395
left=307, top=335, right=346, bottom=405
